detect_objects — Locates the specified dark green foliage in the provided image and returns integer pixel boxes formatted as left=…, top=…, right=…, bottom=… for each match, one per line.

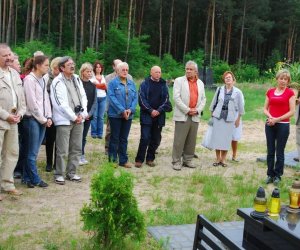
left=212, top=60, right=231, bottom=83
left=12, top=40, right=55, bottom=64
left=77, top=48, right=103, bottom=68
left=160, top=54, right=184, bottom=80
left=233, top=64, right=260, bottom=82
left=184, top=49, right=205, bottom=69
left=80, top=163, right=145, bottom=249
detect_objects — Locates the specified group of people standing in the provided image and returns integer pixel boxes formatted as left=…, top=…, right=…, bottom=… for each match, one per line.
left=0, top=41, right=296, bottom=202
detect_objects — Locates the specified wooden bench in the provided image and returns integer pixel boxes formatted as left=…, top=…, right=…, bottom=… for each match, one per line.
left=193, top=214, right=243, bottom=250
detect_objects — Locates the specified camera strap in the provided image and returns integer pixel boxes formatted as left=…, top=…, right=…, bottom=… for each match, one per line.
left=62, top=75, right=82, bottom=111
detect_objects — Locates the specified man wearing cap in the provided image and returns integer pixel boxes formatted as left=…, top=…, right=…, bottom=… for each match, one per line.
left=50, top=56, right=88, bottom=185
left=0, top=43, right=26, bottom=199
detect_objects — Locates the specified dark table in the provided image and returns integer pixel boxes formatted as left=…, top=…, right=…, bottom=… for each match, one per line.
left=237, top=207, right=300, bottom=250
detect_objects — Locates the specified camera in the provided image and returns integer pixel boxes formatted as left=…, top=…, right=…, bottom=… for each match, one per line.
left=74, top=105, right=84, bottom=114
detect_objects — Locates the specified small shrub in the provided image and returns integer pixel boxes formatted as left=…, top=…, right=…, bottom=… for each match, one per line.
left=233, top=64, right=260, bottom=82
left=161, top=54, right=183, bottom=80
left=80, top=163, right=145, bottom=249
left=12, top=40, right=55, bottom=65
left=212, top=60, right=231, bottom=83
left=77, top=47, right=103, bottom=67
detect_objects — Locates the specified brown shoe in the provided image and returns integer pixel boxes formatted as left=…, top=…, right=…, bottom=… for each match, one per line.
left=135, top=162, right=142, bottom=168
left=4, top=189, right=23, bottom=196
left=119, top=162, right=132, bottom=168
left=146, top=161, right=155, bottom=167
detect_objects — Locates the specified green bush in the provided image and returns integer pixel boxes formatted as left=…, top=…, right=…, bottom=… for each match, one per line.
left=80, top=163, right=145, bottom=249
left=12, top=40, right=55, bottom=64
left=212, top=60, right=231, bottom=83
left=161, top=54, right=183, bottom=80
left=233, top=64, right=260, bottom=82
left=184, top=49, right=205, bottom=69
left=77, top=47, right=103, bottom=67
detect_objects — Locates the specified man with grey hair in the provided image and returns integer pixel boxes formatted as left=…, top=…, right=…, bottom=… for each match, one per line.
left=104, top=59, right=133, bottom=155
left=171, top=60, right=206, bottom=170
left=50, top=56, right=88, bottom=184
left=0, top=43, right=26, bottom=198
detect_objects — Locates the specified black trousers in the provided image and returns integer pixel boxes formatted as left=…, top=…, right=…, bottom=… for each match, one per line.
left=45, top=123, right=56, bottom=167
left=135, top=121, right=162, bottom=163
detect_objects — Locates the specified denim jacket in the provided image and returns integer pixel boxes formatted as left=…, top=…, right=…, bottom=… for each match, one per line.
left=107, top=76, right=138, bottom=119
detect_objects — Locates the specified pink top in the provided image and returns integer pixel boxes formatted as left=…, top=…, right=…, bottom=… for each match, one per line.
left=266, top=87, right=294, bottom=122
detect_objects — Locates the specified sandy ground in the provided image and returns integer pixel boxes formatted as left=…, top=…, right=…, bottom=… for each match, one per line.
left=0, top=120, right=297, bottom=249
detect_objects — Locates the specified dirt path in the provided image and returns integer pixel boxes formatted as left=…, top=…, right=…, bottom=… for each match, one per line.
left=0, top=120, right=297, bottom=249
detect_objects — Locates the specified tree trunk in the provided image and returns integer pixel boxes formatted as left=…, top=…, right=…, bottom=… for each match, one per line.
left=91, top=0, right=100, bottom=48
left=74, top=0, right=78, bottom=55
left=116, top=0, right=120, bottom=28
left=204, top=2, right=211, bottom=58
left=0, top=0, right=2, bottom=41
left=102, top=0, right=105, bottom=43
left=6, top=0, right=13, bottom=43
left=158, top=0, right=162, bottom=59
left=58, top=0, right=64, bottom=49
left=217, top=15, right=223, bottom=59
left=223, top=20, right=232, bottom=63
left=38, top=0, right=43, bottom=39
left=209, top=0, right=215, bottom=67
left=30, top=0, right=37, bottom=41
left=112, top=0, right=116, bottom=22
left=80, top=0, right=84, bottom=53
left=89, top=0, right=93, bottom=46
left=125, top=0, right=133, bottom=61
left=183, top=0, right=190, bottom=60
left=137, top=0, right=145, bottom=37
left=238, top=0, right=246, bottom=64
left=47, top=0, right=50, bottom=41
left=168, top=0, right=174, bottom=54
left=287, top=21, right=295, bottom=62
left=14, top=2, right=18, bottom=45
left=132, top=0, right=136, bottom=37
left=2, top=0, right=7, bottom=42
left=95, top=0, right=102, bottom=51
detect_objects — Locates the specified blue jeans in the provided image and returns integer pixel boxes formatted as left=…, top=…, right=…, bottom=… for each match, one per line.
left=91, top=96, right=106, bottom=137
left=22, top=117, right=46, bottom=185
left=135, top=121, right=162, bottom=163
left=108, top=117, right=132, bottom=165
left=265, top=123, right=290, bottom=179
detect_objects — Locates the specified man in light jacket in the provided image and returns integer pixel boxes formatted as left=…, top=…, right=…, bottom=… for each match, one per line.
left=0, top=44, right=26, bottom=199
left=172, top=61, right=206, bottom=170
left=50, top=56, right=88, bottom=185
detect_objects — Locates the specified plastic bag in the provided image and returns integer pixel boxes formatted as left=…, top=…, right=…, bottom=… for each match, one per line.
left=201, top=124, right=213, bottom=150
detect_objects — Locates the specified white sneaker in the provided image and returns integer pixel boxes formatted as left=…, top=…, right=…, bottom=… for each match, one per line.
left=66, top=174, right=81, bottom=182
left=79, top=155, right=88, bottom=165
left=55, top=176, right=65, bottom=185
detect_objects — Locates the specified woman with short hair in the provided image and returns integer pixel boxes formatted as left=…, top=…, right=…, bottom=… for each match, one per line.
left=107, top=62, right=138, bottom=168
left=209, top=71, right=245, bottom=167
left=264, top=69, right=295, bottom=185
left=79, top=63, right=97, bottom=165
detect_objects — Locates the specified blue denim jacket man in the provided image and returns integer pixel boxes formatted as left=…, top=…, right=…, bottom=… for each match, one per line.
left=107, top=76, right=137, bottom=118
left=107, top=62, right=138, bottom=168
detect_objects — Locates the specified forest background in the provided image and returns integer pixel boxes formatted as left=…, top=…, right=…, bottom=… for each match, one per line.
left=1, top=0, right=300, bottom=83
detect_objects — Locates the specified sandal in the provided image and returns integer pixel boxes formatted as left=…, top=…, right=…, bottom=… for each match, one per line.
left=220, top=162, right=228, bottom=167
left=213, top=162, right=220, bottom=166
